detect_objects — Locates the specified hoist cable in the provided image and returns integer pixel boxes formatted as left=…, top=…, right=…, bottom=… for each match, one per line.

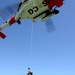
left=28, top=21, right=34, bottom=67
left=28, top=0, right=35, bottom=68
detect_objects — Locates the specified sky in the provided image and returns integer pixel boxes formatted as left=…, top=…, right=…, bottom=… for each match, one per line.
left=0, top=0, right=75, bottom=75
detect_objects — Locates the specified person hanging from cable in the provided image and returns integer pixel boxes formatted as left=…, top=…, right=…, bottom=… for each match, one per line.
left=26, top=68, right=33, bottom=75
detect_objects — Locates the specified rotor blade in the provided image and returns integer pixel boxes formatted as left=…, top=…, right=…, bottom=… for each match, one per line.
left=0, top=2, right=20, bottom=20
left=45, top=18, right=56, bottom=33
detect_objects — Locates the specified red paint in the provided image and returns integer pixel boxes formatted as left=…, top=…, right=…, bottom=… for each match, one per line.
left=46, top=0, right=64, bottom=9
left=56, top=0, right=64, bottom=7
left=0, top=31, right=6, bottom=39
left=9, top=15, right=16, bottom=24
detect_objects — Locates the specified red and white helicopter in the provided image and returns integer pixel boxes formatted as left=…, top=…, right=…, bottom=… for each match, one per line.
left=0, top=0, right=64, bottom=39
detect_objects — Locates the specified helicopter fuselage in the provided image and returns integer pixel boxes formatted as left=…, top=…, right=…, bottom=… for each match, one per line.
left=0, top=0, right=64, bottom=39
left=15, top=0, right=64, bottom=22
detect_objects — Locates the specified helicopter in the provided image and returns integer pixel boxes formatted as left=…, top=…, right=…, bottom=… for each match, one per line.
left=0, top=0, right=64, bottom=39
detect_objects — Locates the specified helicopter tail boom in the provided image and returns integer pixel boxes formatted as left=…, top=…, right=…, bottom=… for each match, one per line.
left=0, top=15, right=17, bottom=39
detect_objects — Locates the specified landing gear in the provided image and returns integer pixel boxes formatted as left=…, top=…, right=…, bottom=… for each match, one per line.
left=52, top=9, right=59, bottom=14
left=52, top=6, right=59, bottom=14
left=17, top=20, right=21, bottom=24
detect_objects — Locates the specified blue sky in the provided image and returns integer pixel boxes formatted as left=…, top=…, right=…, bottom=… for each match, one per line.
left=0, top=0, right=75, bottom=75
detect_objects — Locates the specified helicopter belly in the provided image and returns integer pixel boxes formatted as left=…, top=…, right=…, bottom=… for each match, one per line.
left=15, top=0, right=49, bottom=20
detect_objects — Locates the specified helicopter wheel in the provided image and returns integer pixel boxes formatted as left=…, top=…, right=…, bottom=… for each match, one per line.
left=17, top=20, right=21, bottom=24
left=52, top=9, right=59, bottom=14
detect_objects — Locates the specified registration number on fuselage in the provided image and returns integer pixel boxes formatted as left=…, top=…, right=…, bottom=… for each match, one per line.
left=28, top=0, right=54, bottom=15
